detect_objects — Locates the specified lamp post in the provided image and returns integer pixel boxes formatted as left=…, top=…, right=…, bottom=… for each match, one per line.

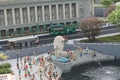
left=16, top=51, right=19, bottom=63
left=39, top=68, right=42, bottom=80
left=16, top=51, right=19, bottom=69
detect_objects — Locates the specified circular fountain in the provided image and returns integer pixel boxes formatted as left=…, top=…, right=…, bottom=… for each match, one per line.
left=49, top=36, right=120, bottom=80
left=83, top=66, right=120, bottom=80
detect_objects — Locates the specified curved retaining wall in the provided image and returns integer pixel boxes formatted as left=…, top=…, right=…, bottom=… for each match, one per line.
left=53, top=51, right=115, bottom=73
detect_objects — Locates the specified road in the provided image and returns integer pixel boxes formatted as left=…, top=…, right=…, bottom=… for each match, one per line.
left=38, top=26, right=120, bottom=44
left=1, top=26, right=120, bottom=60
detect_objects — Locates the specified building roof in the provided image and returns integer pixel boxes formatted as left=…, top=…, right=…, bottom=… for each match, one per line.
left=0, top=0, right=73, bottom=6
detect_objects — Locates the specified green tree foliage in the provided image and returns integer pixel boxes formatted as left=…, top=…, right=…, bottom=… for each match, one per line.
left=100, top=0, right=119, bottom=6
left=112, top=0, right=120, bottom=3
left=107, top=5, right=120, bottom=24
left=100, top=0, right=112, bottom=6
left=80, top=17, right=102, bottom=41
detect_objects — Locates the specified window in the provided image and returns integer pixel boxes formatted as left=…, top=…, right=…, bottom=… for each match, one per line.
left=14, top=8, right=20, bottom=24
left=80, top=8, right=84, bottom=15
left=37, top=6, right=42, bottom=21
left=30, top=7, right=35, bottom=22
left=0, top=10, right=4, bottom=26
left=72, top=3, right=76, bottom=18
left=44, top=6, right=49, bottom=21
left=58, top=4, right=63, bottom=19
left=22, top=8, right=28, bottom=23
left=7, top=9, right=13, bottom=25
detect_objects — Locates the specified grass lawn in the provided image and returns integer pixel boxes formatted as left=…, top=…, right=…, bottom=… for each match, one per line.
left=98, top=35, right=120, bottom=42
left=81, top=35, right=120, bottom=43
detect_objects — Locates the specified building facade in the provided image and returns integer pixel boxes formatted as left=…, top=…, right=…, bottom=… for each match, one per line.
left=0, top=0, right=93, bottom=39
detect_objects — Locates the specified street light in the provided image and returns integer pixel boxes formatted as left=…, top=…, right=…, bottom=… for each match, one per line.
left=16, top=51, right=19, bottom=69
left=16, top=51, right=19, bottom=63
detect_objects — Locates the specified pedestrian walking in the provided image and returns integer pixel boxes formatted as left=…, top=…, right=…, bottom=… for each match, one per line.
left=18, top=69, right=21, bottom=76
left=24, top=71, right=27, bottom=78
left=55, top=71, right=58, bottom=79
left=58, top=76, right=61, bottom=80
left=25, top=64, right=28, bottom=70
left=16, top=62, right=19, bottom=69
left=29, top=62, right=32, bottom=70
left=32, top=74, right=35, bottom=79
left=28, top=70, right=31, bottom=77
left=49, top=76, right=52, bottom=80
left=24, top=57, right=26, bottom=64
left=27, top=56, right=30, bottom=62
left=32, top=58, right=35, bottom=64
left=48, top=70, right=51, bottom=77
left=53, top=71, right=56, bottom=79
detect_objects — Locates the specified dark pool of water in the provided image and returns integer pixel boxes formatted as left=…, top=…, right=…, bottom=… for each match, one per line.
left=61, top=59, right=120, bottom=80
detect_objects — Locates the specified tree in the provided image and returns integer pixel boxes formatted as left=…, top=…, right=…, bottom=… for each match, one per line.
left=107, top=5, right=120, bottom=24
left=100, top=0, right=112, bottom=6
left=105, top=5, right=115, bottom=17
left=80, top=17, right=102, bottom=41
left=100, top=0, right=119, bottom=6
left=112, top=0, right=120, bottom=3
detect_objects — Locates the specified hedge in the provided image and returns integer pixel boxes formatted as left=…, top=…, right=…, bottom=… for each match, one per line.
left=0, top=63, right=11, bottom=68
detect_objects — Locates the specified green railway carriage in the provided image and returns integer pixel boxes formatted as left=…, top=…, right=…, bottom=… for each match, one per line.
left=49, top=24, right=76, bottom=36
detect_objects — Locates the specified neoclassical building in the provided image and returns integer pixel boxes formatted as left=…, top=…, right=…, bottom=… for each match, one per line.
left=0, top=0, right=94, bottom=39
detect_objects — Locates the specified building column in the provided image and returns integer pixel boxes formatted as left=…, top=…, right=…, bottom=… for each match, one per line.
left=27, top=7, right=30, bottom=23
left=42, top=6, right=45, bottom=21
left=76, top=3, right=79, bottom=18
left=20, top=8, right=23, bottom=24
left=63, top=4, right=65, bottom=19
left=4, top=9, right=8, bottom=26
left=49, top=5, right=52, bottom=21
left=35, top=6, right=38, bottom=22
left=0, top=30, right=1, bottom=38
left=6, top=30, right=9, bottom=36
left=56, top=4, right=59, bottom=20
left=91, top=0, right=94, bottom=17
left=69, top=3, right=72, bottom=18
left=12, top=8, right=15, bottom=25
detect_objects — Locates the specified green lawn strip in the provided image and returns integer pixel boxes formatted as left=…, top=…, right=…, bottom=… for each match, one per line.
left=80, top=35, right=120, bottom=43
left=98, top=35, right=120, bottom=42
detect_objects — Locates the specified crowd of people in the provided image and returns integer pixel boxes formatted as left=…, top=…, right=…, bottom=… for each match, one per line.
left=16, top=52, right=61, bottom=80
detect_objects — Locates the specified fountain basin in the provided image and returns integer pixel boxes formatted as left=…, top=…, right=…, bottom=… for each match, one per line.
left=53, top=51, right=115, bottom=73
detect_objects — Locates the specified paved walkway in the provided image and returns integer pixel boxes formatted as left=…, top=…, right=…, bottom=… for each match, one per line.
left=68, top=32, right=120, bottom=44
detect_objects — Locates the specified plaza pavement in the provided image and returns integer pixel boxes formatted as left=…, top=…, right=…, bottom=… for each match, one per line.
left=0, top=53, right=51, bottom=80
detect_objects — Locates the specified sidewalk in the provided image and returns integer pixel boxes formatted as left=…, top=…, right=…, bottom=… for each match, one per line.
left=0, top=33, right=50, bottom=42
left=68, top=32, right=120, bottom=44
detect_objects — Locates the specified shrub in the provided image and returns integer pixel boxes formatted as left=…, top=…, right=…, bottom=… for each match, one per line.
left=0, top=63, right=11, bottom=68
